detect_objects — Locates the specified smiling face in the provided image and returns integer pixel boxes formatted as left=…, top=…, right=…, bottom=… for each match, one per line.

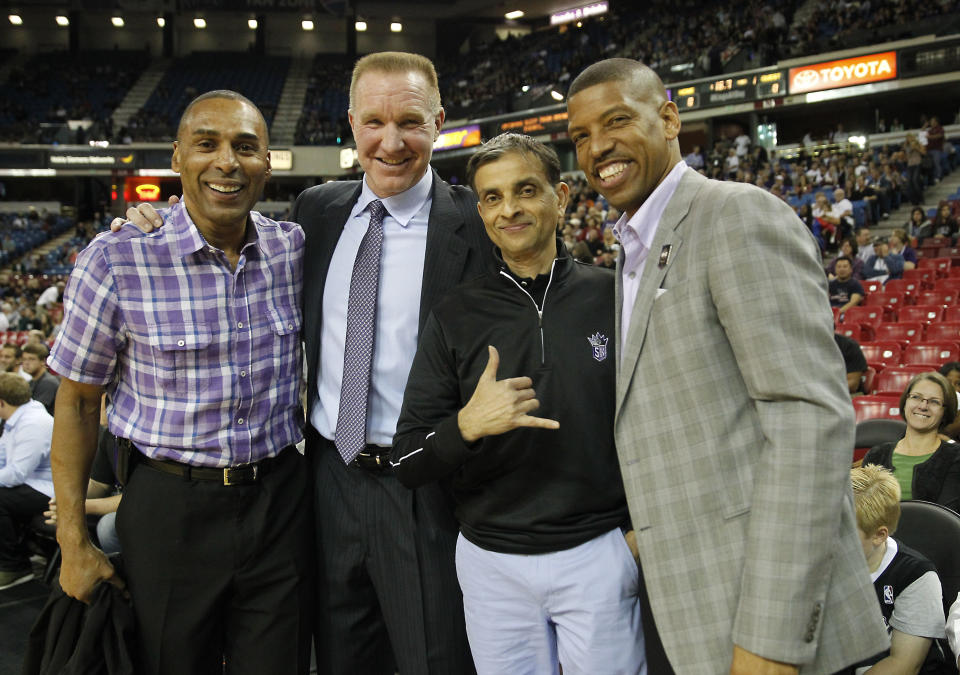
left=903, top=378, right=946, bottom=433
left=567, top=75, right=681, bottom=218
left=172, top=96, right=270, bottom=235
left=349, top=69, right=444, bottom=199
left=474, top=151, right=569, bottom=277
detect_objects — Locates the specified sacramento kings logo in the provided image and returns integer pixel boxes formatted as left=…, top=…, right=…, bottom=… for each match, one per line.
left=588, top=332, right=608, bottom=362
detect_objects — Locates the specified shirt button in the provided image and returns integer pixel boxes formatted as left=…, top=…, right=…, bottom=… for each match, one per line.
left=177, top=339, right=185, bottom=347
left=237, top=418, right=244, bottom=425
left=629, top=272, right=637, bottom=279
left=237, top=322, right=243, bottom=329
left=287, top=323, right=294, bottom=330
left=240, top=370, right=247, bottom=377
left=208, top=247, right=215, bottom=254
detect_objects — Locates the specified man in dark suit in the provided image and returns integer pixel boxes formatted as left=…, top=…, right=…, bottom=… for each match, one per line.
left=290, top=52, right=491, bottom=674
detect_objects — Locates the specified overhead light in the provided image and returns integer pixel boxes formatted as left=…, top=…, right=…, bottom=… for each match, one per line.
left=505, top=10, right=524, bottom=19
left=194, top=17, right=206, bottom=28
left=156, top=16, right=165, bottom=27
left=521, top=84, right=530, bottom=93
left=111, top=16, right=124, bottom=27
left=248, top=18, right=257, bottom=29
left=301, top=19, right=314, bottom=30
left=355, top=20, right=367, bottom=31
left=550, top=90, right=564, bottom=101
left=8, top=14, right=22, bottom=25
left=576, top=21, right=583, bottom=27
left=390, top=21, right=402, bottom=32
left=55, top=15, right=69, bottom=26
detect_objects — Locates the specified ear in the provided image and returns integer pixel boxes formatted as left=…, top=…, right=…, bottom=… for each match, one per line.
left=660, top=100, right=681, bottom=141
left=434, top=107, right=446, bottom=140
left=555, top=181, right=571, bottom=215
left=265, top=150, right=272, bottom=179
left=171, top=140, right=181, bottom=174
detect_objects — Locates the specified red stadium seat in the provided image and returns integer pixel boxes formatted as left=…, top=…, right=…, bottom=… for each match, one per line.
left=938, top=246, right=960, bottom=258
left=853, top=395, right=901, bottom=422
left=884, top=278, right=920, bottom=297
left=859, top=342, right=902, bottom=365
left=925, top=322, right=960, bottom=342
left=949, top=267, right=960, bottom=278
left=837, top=324, right=873, bottom=343
left=872, top=365, right=936, bottom=396
left=916, top=290, right=958, bottom=306
left=897, top=305, right=944, bottom=324
left=936, top=278, right=960, bottom=293
left=918, top=257, right=951, bottom=278
left=862, top=280, right=884, bottom=294
left=901, top=343, right=960, bottom=366
left=841, top=306, right=885, bottom=327
left=902, top=268, right=936, bottom=289
left=874, top=322, right=925, bottom=344
left=864, top=292, right=905, bottom=314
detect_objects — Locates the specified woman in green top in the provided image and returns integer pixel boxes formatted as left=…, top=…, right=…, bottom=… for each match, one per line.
left=863, top=372, right=960, bottom=511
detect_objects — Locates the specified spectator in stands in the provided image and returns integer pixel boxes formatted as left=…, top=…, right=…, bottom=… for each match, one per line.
left=16, top=306, right=42, bottom=332
left=829, top=256, right=865, bottom=316
left=856, top=227, right=874, bottom=264
left=904, top=133, right=926, bottom=206
left=20, top=343, right=58, bottom=415
left=887, top=230, right=917, bottom=271
left=830, top=188, right=854, bottom=239
left=834, top=332, right=867, bottom=396
left=850, top=174, right=881, bottom=225
left=906, top=206, right=933, bottom=243
left=938, top=362, right=960, bottom=440
left=812, top=192, right=837, bottom=247
left=864, top=237, right=904, bottom=283
left=850, top=464, right=948, bottom=674
left=925, top=116, right=946, bottom=182
left=862, top=372, right=960, bottom=512
left=932, top=201, right=958, bottom=240
left=949, top=594, right=960, bottom=670
left=684, top=144, right=705, bottom=170
left=0, top=373, right=54, bottom=589
left=0, top=344, right=30, bottom=382
left=35, top=281, right=63, bottom=309
left=826, top=237, right=864, bottom=280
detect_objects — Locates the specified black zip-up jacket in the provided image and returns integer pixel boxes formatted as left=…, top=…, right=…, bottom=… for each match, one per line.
left=392, top=245, right=629, bottom=554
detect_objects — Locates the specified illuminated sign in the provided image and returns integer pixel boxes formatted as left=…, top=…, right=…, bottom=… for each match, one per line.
left=788, top=51, right=897, bottom=94
left=339, top=147, right=358, bottom=170
left=499, top=111, right=569, bottom=135
left=135, top=184, right=161, bottom=201
left=49, top=152, right=135, bottom=167
left=433, top=125, right=481, bottom=152
left=673, top=86, right=700, bottom=111
left=270, top=149, right=293, bottom=171
left=550, top=2, right=608, bottom=25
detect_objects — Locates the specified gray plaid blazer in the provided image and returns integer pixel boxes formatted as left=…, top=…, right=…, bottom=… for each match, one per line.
left=615, top=170, right=889, bottom=674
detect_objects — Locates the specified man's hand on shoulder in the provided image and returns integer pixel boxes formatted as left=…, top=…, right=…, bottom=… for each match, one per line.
left=730, top=645, right=798, bottom=675
left=108, top=195, right=178, bottom=233
left=457, top=345, right=559, bottom=443
left=59, top=538, right=125, bottom=604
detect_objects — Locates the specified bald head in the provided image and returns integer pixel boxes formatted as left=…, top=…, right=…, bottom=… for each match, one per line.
left=176, top=90, right=268, bottom=145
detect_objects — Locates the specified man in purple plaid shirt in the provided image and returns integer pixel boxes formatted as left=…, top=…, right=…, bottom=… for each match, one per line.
left=47, top=91, right=312, bottom=675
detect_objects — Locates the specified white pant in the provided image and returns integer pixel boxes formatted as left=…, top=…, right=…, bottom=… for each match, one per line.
left=455, top=527, right=645, bottom=675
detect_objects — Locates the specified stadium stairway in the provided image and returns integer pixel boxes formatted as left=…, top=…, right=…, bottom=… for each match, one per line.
left=878, top=172, right=960, bottom=237
left=112, top=57, right=172, bottom=130
left=271, top=57, right=313, bottom=146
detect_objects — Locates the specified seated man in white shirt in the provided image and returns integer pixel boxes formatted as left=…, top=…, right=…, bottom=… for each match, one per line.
left=0, top=372, right=55, bottom=589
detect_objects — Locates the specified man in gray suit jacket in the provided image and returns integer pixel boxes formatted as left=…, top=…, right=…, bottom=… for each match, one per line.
left=566, top=58, right=889, bottom=674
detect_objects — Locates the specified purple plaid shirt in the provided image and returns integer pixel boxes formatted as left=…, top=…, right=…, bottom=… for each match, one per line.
left=49, top=201, right=303, bottom=467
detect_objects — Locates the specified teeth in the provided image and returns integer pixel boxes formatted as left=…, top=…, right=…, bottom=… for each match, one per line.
left=379, top=158, right=407, bottom=165
left=208, top=183, right=242, bottom=193
left=598, top=162, right=627, bottom=180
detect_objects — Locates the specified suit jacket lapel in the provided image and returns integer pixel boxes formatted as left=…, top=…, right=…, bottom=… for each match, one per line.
left=615, top=171, right=703, bottom=416
left=419, top=170, right=470, bottom=332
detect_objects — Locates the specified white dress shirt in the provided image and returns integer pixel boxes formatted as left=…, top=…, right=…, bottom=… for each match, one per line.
left=312, top=170, right=432, bottom=447
left=612, top=160, right=687, bottom=358
left=0, top=399, right=54, bottom=497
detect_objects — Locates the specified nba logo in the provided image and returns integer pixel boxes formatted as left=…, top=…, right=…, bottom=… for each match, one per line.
left=883, top=585, right=894, bottom=604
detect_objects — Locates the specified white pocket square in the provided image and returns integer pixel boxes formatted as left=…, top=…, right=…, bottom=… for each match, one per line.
left=655, top=288, right=668, bottom=299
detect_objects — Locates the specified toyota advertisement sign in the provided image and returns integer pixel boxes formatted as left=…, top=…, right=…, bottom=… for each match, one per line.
left=788, top=51, right=897, bottom=94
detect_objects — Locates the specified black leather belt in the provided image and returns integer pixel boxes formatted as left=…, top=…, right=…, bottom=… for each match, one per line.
left=134, top=446, right=291, bottom=486
left=354, top=446, right=393, bottom=473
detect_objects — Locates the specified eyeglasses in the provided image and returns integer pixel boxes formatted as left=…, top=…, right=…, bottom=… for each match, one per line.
left=907, top=393, right=943, bottom=408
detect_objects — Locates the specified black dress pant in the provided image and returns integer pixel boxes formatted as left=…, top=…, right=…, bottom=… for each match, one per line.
left=309, top=430, right=473, bottom=674
left=0, top=484, right=49, bottom=572
left=115, top=447, right=313, bottom=675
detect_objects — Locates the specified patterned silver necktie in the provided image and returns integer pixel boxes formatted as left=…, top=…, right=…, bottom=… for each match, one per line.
left=335, top=199, right=387, bottom=464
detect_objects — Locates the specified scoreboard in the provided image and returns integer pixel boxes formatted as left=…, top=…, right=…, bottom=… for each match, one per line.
left=673, top=70, right=786, bottom=111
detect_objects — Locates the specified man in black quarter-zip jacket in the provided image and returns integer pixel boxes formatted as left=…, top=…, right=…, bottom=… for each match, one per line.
left=392, top=133, right=644, bottom=675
